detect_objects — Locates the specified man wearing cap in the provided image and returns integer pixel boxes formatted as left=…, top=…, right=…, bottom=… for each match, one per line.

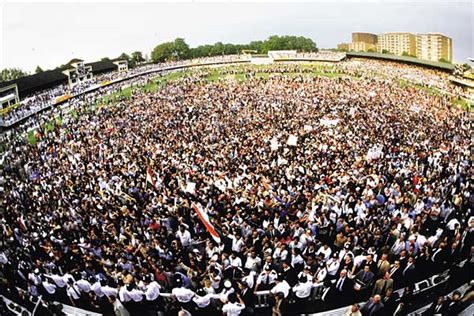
left=40, top=275, right=57, bottom=301
left=219, top=280, right=235, bottom=303
left=101, top=280, right=119, bottom=298
left=143, top=275, right=162, bottom=312
left=172, top=278, right=196, bottom=311
left=28, top=268, right=42, bottom=287
left=314, top=261, right=328, bottom=284
left=66, top=278, right=82, bottom=307
left=326, top=253, right=341, bottom=280
left=297, top=265, right=314, bottom=282
left=255, top=266, right=277, bottom=292
left=75, top=273, right=92, bottom=293
left=193, top=288, right=217, bottom=315
left=222, top=292, right=245, bottom=316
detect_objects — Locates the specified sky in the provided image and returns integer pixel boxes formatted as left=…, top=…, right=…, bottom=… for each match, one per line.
left=0, top=0, right=472, bottom=72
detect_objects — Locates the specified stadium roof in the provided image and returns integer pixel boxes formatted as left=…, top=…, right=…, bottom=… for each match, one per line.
left=86, top=60, right=118, bottom=74
left=0, top=60, right=119, bottom=97
left=0, top=69, right=67, bottom=98
left=346, top=52, right=455, bottom=71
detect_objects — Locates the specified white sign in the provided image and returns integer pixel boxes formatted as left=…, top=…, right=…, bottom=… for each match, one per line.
left=270, top=137, right=280, bottom=151
left=287, top=135, right=298, bottom=146
left=185, top=182, right=196, bottom=194
left=320, top=118, right=340, bottom=127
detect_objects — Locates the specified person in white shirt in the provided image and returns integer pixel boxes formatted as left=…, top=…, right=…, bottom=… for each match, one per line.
left=101, top=281, right=119, bottom=298
left=126, top=284, right=144, bottom=302
left=316, top=244, right=332, bottom=261
left=172, top=279, right=196, bottom=310
left=40, top=276, right=57, bottom=301
left=193, top=288, right=218, bottom=315
left=46, top=273, right=66, bottom=288
left=91, top=279, right=105, bottom=298
left=176, top=225, right=192, bottom=248
left=293, top=276, right=314, bottom=304
left=270, top=274, right=291, bottom=298
left=326, top=254, right=341, bottom=279
left=242, top=270, right=256, bottom=290
left=231, top=232, right=245, bottom=253
left=255, top=266, right=277, bottom=292
left=297, top=266, right=314, bottom=282
left=143, top=276, right=161, bottom=301
left=119, top=284, right=132, bottom=303
left=142, top=275, right=164, bottom=314
left=229, top=252, right=242, bottom=268
left=245, top=250, right=262, bottom=272
left=314, top=262, right=328, bottom=284
left=75, top=274, right=92, bottom=293
left=222, top=292, right=245, bottom=316
left=66, top=278, right=82, bottom=307
left=28, top=269, right=42, bottom=286
left=219, top=280, right=235, bottom=303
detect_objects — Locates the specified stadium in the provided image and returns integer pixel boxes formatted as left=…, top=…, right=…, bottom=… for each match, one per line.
left=0, top=25, right=473, bottom=316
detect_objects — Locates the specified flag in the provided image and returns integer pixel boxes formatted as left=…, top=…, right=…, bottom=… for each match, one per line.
left=146, top=167, right=156, bottom=188
left=191, top=202, right=221, bottom=243
left=18, top=215, right=27, bottom=231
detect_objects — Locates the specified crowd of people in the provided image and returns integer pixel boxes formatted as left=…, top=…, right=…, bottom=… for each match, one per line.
left=0, top=55, right=246, bottom=127
left=0, top=61, right=473, bottom=316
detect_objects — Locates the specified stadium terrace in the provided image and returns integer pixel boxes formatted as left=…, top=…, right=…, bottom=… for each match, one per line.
left=0, top=52, right=473, bottom=316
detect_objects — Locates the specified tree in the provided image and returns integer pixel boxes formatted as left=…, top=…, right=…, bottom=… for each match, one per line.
left=0, top=68, right=29, bottom=82
left=382, top=49, right=390, bottom=54
left=35, top=66, right=43, bottom=74
left=131, top=51, right=145, bottom=66
left=101, top=57, right=111, bottom=61
left=151, top=38, right=191, bottom=62
left=259, top=35, right=317, bottom=53
left=151, top=41, right=175, bottom=62
left=152, top=35, right=318, bottom=62
left=173, top=38, right=191, bottom=60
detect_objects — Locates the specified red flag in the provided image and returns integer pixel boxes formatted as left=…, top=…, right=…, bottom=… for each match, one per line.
left=191, top=202, right=221, bottom=243
left=146, top=167, right=156, bottom=188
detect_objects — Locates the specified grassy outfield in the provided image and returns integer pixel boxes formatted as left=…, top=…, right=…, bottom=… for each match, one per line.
left=398, top=79, right=471, bottom=110
left=24, top=66, right=470, bottom=147
left=205, top=68, right=356, bottom=83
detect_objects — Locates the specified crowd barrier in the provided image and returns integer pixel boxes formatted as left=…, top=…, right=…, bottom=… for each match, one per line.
left=410, top=281, right=471, bottom=316
left=1, top=259, right=469, bottom=316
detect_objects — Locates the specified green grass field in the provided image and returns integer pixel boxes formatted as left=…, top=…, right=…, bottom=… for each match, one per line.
left=23, top=66, right=471, bottom=147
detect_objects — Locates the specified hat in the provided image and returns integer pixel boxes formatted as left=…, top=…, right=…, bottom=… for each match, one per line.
left=224, top=280, right=232, bottom=288
left=196, top=288, right=207, bottom=296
